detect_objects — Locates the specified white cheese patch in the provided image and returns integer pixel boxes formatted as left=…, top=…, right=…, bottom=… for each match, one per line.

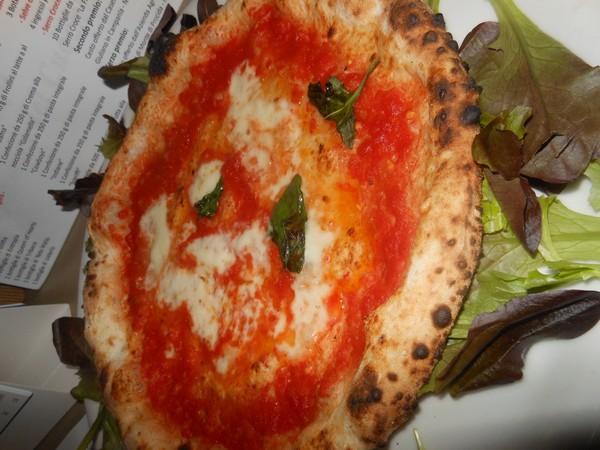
left=156, top=221, right=272, bottom=350
left=215, top=345, right=241, bottom=374
left=226, top=62, right=304, bottom=202
left=140, top=195, right=172, bottom=289
left=228, top=62, right=301, bottom=150
left=278, top=211, right=337, bottom=359
left=188, top=160, right=224, bottom=206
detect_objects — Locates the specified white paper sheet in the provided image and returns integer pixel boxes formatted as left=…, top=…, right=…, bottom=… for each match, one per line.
left=0, top=0, right=183, bottom=289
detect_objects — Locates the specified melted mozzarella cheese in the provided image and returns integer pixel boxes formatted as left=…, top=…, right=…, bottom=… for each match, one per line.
left=140, top=195, right=172, bottom=289
left=156, top=221, right=272, bottom=349
left=226, top=63, right=301, bottom=201
left=278, top=211, right=336, bottom=358
left=143, top=60, right=342, bottom=375
left=188, top=160, right=224, bottom=206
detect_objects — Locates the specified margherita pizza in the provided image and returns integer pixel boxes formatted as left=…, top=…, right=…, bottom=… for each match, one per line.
left=84, top=0, right=482, bottom=448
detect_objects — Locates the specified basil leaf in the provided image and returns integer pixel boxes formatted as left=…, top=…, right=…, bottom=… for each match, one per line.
left=269, top=174, right=307, bottom=273
left=194, top=176, right=224, bottom=218
left=308, top=57, right=379, bottom=148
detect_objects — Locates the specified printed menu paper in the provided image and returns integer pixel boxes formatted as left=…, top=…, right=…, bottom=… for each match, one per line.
left=0, top=0, right=184, bottom=289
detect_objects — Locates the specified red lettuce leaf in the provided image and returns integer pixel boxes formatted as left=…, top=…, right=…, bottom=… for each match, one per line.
left=197, top=0, right=221, bottom=24
left=434, top=290, right=600, bottom=396
left=48, top=172, right=104, bottom=209
left=483, top=169, right=541, bottom=253
left=52, top=317, right=93, bottom=370
left=461, top=0, right=600, bottom=185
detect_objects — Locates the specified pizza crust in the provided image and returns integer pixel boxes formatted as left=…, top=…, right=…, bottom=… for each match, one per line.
left=84, top=0, right=481, bottom=448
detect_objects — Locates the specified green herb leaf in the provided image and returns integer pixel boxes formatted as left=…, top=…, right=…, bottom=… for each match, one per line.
left=308, top=57, right=379, bottom=148
left=194, top=176, right=224, bottom=218
left=98, top=55, right=151, bottom=84
left=98, top=115, right=127, bottom=160
left=269, top=174, right=307, bottom=273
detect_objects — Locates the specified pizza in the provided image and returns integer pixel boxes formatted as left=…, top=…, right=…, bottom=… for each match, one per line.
left=84, top=0, right=482, bottom=448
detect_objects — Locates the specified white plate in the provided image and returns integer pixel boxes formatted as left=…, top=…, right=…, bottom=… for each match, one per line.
left=390, top=1, right=600, bottom=449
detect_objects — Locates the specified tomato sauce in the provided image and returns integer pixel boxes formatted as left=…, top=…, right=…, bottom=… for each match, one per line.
left=125, top=4, right=418, bottom=448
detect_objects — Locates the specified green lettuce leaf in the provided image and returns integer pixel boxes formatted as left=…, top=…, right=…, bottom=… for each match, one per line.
left=584, top=158, right=600, bottom=211
left=98, top=115, right=127, bottom=160
left=451, top=191, right=600, bottom=340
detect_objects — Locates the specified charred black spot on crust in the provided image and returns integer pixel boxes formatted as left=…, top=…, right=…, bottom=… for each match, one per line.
left=348, top=366, right=383, bottom=418
left=447, top=238, right=457, bottom=247
left=465, top=76, right=479, bottom=92
left=432, top=13, right=445, bottom=27
left=432, top=304, right=452, bottom=329
left=387, top=372, right=398, bottom=382
left=435, top=80, right=447, bottom=101
left=327, top=26, right=336, bottom=38
left=149, top=32, right=179, bottom=79
left=412, top=343, right=430, bottom=360
left=460, top=104, right=481, bottom=125
left=437, top=46, right=446, bottom=54
left=393, top=391, right=404, bottom=404
left=423, top=30, right=438, bottom=45
left=407, top=13, right=419, bottom=28
left=389, top=1, right=419, bottom=31
left=446, top=39, right=459, bottom=53
left=178, top=445, right=191, bottom=450
left=434, top=109, right=447, bottom=126
left=457, top=255, right=468, bottom=270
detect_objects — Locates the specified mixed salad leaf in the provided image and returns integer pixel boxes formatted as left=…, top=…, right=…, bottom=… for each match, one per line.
left=421, top=0, right=600, bottom=396
left=460, top=0, right=600, bottom=253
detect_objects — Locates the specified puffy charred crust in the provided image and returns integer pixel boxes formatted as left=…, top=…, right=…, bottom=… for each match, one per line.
left=388, top=0, right=420, bottom=31
left=149, top=32, right=179, bottom=80
left=348, top=366, right=383, bottom=419
left=388, top=1, right=480, bottom=151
